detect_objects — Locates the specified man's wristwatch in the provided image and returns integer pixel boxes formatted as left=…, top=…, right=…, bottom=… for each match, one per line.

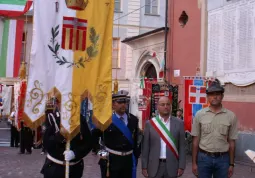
left=229, top=163, right=235, bottom=167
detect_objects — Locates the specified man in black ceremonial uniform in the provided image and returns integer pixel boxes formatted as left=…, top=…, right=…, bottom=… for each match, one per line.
left=41, top=99, right=92, bottom=178
left=9, top=108, right=19, bottom=148
left=19, top=121, right=33, bottom=154
left=100, top=90, right=142, bottom=178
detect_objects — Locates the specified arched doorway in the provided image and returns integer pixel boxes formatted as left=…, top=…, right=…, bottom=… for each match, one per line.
left=135, top=51, right=160, bottom=79
left=144, top=63, right=157, bottom=78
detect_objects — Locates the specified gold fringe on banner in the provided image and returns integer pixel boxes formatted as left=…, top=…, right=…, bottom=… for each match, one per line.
left=22, top=112, right=45, bottom=129
left=81, top=90, right=112, bottom=131
left=60, top=124, right=81, bottom=141
left=113, top=79, right=118, bottom=94
left=19, top=61, right=27, bottom=80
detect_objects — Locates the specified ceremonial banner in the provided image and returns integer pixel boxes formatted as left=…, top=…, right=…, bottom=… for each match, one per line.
left=0, top=19, right=24, bottom=77
left=14, top=80, right=27, bottom=129
left=14, top=81, right=20, bottom=125
left=141, top=80, right=172, bottom=129
left=0, top=0, right=33, bottom=17
left=184, top=77, right=213, bottom=132
left=0, top=85, right=12, bottom=116
left=24, top=0, right=114, bottom=139
left=159, top=58, right=165, bottom=78
left=138, top=95, right=148, bottom=111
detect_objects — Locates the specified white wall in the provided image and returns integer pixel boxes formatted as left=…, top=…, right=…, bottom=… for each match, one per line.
left=113, top=0, right=129, bottom=25
left=113, top=0, right=165, bottom=83
left=208, top=0, right=241, bottom=11
left=140, top=0, right=166, bottom=32
left=24, top=22, right=33, bottom=64
left=125, top=31, right=165, bottom=122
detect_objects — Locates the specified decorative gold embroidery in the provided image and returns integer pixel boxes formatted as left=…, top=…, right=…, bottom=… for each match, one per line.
left=27, top=80, right=44, bottom=114
left=64, top=93, right=78, bottom=125
left=94, top=84, right=107, bottom=113
left=62, top=111, right=69, bottom=121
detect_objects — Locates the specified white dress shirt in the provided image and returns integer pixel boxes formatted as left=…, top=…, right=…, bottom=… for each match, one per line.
left=159, top=115, right=171, bottom=159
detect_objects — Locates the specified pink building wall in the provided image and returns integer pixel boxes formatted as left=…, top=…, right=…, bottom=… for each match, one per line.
left=167, top=0, right=255, bottom=131
left=223, top=101, right=255, bottom=132
left=167, top=0, right=201, bottom=107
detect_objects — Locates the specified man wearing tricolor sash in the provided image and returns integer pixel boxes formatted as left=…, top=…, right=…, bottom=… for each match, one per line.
left=142, top=96, right=186, bottom=178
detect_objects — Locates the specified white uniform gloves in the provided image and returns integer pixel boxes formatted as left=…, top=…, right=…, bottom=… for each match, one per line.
left=63, top=150, right=75, bottom=161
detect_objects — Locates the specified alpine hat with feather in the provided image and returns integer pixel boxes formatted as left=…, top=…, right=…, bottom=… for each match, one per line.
left=206, top=79, right=225, bottom=94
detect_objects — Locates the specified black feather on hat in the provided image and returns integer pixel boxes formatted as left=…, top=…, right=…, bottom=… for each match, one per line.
left=206, top=79, right=225, bottom=94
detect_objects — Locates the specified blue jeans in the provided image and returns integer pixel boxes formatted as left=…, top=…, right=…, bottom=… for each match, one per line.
left=197, top=151, right=229, bottom=178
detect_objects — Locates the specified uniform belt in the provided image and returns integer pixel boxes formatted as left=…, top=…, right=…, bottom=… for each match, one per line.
left=105, top=147, right=133, bottom=156
left=199, top=148, right=228, bottom=157
left=46, top=154, right=81, bottom=166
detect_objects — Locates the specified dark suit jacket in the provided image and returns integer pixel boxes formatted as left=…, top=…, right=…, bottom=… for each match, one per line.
left=142, top=116, right=186, bottom=177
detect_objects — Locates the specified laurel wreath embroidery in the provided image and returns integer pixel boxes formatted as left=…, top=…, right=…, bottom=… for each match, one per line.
left=48, top=25, right=100, bottom=68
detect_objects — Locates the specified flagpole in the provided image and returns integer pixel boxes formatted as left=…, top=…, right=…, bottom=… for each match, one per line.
left=65, top=140, right=70, bottom=178
left=164, top=0, right=168, bottom=82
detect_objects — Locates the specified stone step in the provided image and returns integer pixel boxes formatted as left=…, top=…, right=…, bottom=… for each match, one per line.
left=0, top=142, right=10, bottom=147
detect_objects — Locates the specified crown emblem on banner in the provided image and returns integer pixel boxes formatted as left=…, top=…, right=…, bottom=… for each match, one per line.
left=65, top=0, right=89, bottom=11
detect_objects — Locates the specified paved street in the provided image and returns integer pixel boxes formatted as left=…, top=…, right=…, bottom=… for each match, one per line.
left=0, top=119, right=10, bottom=146
left=0, top=147, right=255, bottom=178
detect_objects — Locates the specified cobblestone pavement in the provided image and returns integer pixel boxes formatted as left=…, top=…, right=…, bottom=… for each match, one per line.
left=0, top=147, right=254, bottom=178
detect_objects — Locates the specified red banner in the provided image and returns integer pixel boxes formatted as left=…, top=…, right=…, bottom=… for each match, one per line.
left=184, top=77, right=213, bottom=132
left=142, top=79, right=154, bottom=128
left=141, top=79, right=173, bottom=129
left=17, top=80, right=27, bottom=129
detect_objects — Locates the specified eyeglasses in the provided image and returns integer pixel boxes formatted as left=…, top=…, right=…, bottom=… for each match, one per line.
left=158, top=103, right=171, bottom=107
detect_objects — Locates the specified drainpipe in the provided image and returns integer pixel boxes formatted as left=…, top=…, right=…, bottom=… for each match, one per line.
left=164, top=0, right=168, bottom=83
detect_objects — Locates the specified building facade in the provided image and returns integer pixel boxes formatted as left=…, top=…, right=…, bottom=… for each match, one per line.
left=166, top=0, right=202, bottom=107
left=205, top=0, right=255, bottom=160
left=113, top=0, right=166, bottom=91
left=122, top=28, right=166, bottom=128
left=167, top=0, right=255, bottom=160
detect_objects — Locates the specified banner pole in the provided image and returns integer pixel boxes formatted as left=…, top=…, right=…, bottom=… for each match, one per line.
left=65, top=140, right=70, bottom=178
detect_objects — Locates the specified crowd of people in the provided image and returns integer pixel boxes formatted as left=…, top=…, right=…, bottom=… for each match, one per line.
left=5, top=79, right=238, bottom=178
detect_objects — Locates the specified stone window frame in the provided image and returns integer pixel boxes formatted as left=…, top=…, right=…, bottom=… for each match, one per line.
left=145, top=0, right=159, bottom=15
left=112, top=37, right=120, bottom=69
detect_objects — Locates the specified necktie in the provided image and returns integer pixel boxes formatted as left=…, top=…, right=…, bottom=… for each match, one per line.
left=120, top=117, right=125, bottom=125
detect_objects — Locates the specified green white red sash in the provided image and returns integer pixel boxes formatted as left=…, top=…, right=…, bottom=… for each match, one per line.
left=150, top=116, right=179, bottom=159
